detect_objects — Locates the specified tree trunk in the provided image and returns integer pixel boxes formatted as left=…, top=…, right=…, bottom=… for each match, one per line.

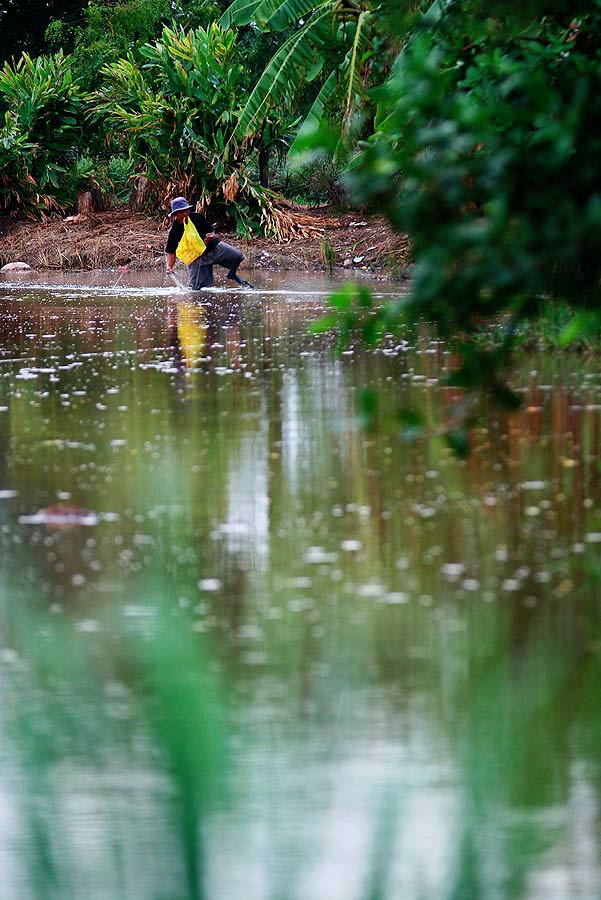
left=78, top=189, right=103, bottom=215
left=129, top=176, right=149, bottom=211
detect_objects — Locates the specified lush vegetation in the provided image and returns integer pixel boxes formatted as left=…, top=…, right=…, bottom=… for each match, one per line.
left=298, top=0, right=601, bottom=441
left=327, top=2, right=601, bottom=336
left=2, top=0, right=601, bottom=317
left=0, top=0, right=299, bottom=230
left=0, top=51, right=84, bottom=216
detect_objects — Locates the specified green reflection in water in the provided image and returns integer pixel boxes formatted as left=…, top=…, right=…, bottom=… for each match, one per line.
left=0, top=279, right=600, bottom=899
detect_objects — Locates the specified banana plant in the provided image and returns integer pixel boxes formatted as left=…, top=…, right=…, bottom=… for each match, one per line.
left=221, top=0, right=393, bottom=153
left=93, top=23, right=299, bottom=234
left=221, top=0, right=445, bottom=157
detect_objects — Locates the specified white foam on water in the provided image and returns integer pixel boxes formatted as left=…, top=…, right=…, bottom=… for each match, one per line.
left=0, top=281, right=405, bottom=300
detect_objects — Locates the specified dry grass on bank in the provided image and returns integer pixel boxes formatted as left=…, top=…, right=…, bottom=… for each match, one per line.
left=0, top=206, right=411, bottom=276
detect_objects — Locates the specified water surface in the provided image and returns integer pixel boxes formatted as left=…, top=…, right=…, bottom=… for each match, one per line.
left=0, top=270, right=600, bottom=900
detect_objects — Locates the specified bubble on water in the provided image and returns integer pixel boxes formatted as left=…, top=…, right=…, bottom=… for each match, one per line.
left=462, top=579, right=480, bottom=591
left=341, top=540, right=362, bottom=552
left=501, top=579, right=520, bottom=592
left=441, top=563, right=465, bottom=580
left=417, top=506, right=436, bottom=519
left=382, top=592, right=410, bottom=604
left=240, top=650, right=268, bottom=666
left=75, top=619, right=101, bottom=633
left=525, top=506, right=541, bottom=517
left=358, top=583, right=386, bottom=598
left=238, top=624, right=263, bottom=640
left=288, top=598, right=314, bottom=612
left=198, top=578, right=222, bottom=591
left=0, top=490, right=17, bottom=500
left=304, top=547, right=338, bottom=564
left=585, top=533, right=601, bottom=544
left=71, top=574, right=86, bottom=587
left=123, top=605, right=155, bottom=617
left=283, top=576, right=312, bottom=589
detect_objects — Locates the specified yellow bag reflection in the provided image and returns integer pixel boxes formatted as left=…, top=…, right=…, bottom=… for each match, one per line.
left=176, top=218, right=206, bottom=264
left=178, top=301, right=207, bottom=367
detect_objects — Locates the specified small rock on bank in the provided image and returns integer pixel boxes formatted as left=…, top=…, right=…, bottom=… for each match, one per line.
left=1, top=262, right=31, bottom=271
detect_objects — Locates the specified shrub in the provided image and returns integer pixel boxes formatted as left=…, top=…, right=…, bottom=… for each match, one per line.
left=92, top=23, right=292, bottom=234
left=0, top=51, right=85, bottom=216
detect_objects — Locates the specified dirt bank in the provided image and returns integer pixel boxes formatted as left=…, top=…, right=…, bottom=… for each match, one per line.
left=0, top=206, right=411, bottom=277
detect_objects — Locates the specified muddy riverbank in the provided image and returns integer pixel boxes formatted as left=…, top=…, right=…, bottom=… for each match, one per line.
left=0, top=205, right=411, bottom=277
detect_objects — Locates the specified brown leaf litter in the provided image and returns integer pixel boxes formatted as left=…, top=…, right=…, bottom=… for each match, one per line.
left=0, top=205, right=411, bottom=277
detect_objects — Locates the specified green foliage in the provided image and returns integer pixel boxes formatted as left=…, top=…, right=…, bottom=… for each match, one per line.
left=0, top=0, right=85, bottom=65
left=221, top=0, right=411, bottom=153
left=104, top=154, right=137, bottom=204
left=0, top=51, right=85, bottom=215
left=62, top=153, right=136, bottom=206
left=92, top=23, right=291, bottom=232
left=70, top=0, right=174, bottom=91
left=472, top=301, right=601, bottom=352
left=305, top=1, right=601, bottom=440
left=284, top=156, right=345, bottom=206
left=346, top=3, right=601, bottom=331
left=6, top=587, right=228, bottom=899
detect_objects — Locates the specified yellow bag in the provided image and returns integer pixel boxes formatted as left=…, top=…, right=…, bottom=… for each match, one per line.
left=176, top=218, right=206, bottom=264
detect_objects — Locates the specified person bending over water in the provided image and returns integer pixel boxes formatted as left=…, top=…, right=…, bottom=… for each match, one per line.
left=165, top=196, right=253, bottom=290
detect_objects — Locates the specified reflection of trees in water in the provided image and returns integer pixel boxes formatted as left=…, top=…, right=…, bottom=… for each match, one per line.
left=1, top=299, right=601, bottom=894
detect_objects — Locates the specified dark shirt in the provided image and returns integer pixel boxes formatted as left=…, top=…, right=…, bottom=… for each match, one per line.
left=165, top=212, right=220, bottom=254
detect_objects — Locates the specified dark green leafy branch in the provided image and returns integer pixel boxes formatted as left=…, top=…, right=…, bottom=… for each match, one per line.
left=304, top=1, right=601, bottom=447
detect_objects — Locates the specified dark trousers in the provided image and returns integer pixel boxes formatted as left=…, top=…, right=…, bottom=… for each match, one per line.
left=187, top=241, right=244, bottom=290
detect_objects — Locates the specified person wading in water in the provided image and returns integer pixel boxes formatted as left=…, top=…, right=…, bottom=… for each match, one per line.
left=165, top=196, right=253, bottom=290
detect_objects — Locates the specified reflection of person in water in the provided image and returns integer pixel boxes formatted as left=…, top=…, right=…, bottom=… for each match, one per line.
left=164, top=196, right=253, bottom=290
left=167, top=297, right=242, bottom=371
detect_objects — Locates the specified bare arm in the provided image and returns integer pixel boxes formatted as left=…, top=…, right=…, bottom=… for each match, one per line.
left=165, top=251, right=176, bottom=272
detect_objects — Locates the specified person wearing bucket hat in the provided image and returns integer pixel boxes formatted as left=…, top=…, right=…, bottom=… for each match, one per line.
left=165, top=195, right=253, bottom=290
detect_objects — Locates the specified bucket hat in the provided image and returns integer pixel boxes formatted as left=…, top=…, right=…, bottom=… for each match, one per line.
left=169, top=196, right=193, bottom=216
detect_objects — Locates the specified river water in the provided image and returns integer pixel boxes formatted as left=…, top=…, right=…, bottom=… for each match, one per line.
left=0, top=270, right=600, bottom=899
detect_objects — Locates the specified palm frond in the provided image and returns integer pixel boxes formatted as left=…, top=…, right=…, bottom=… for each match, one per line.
left=219, top=0, right=263, bottom=28
left=251, top=0, right=330, bottom=30
left=342, top=9, right=371, bottom=130
left=234, top=6, right=334, bottom=138
left=288, top=69, right=339, bottom=153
